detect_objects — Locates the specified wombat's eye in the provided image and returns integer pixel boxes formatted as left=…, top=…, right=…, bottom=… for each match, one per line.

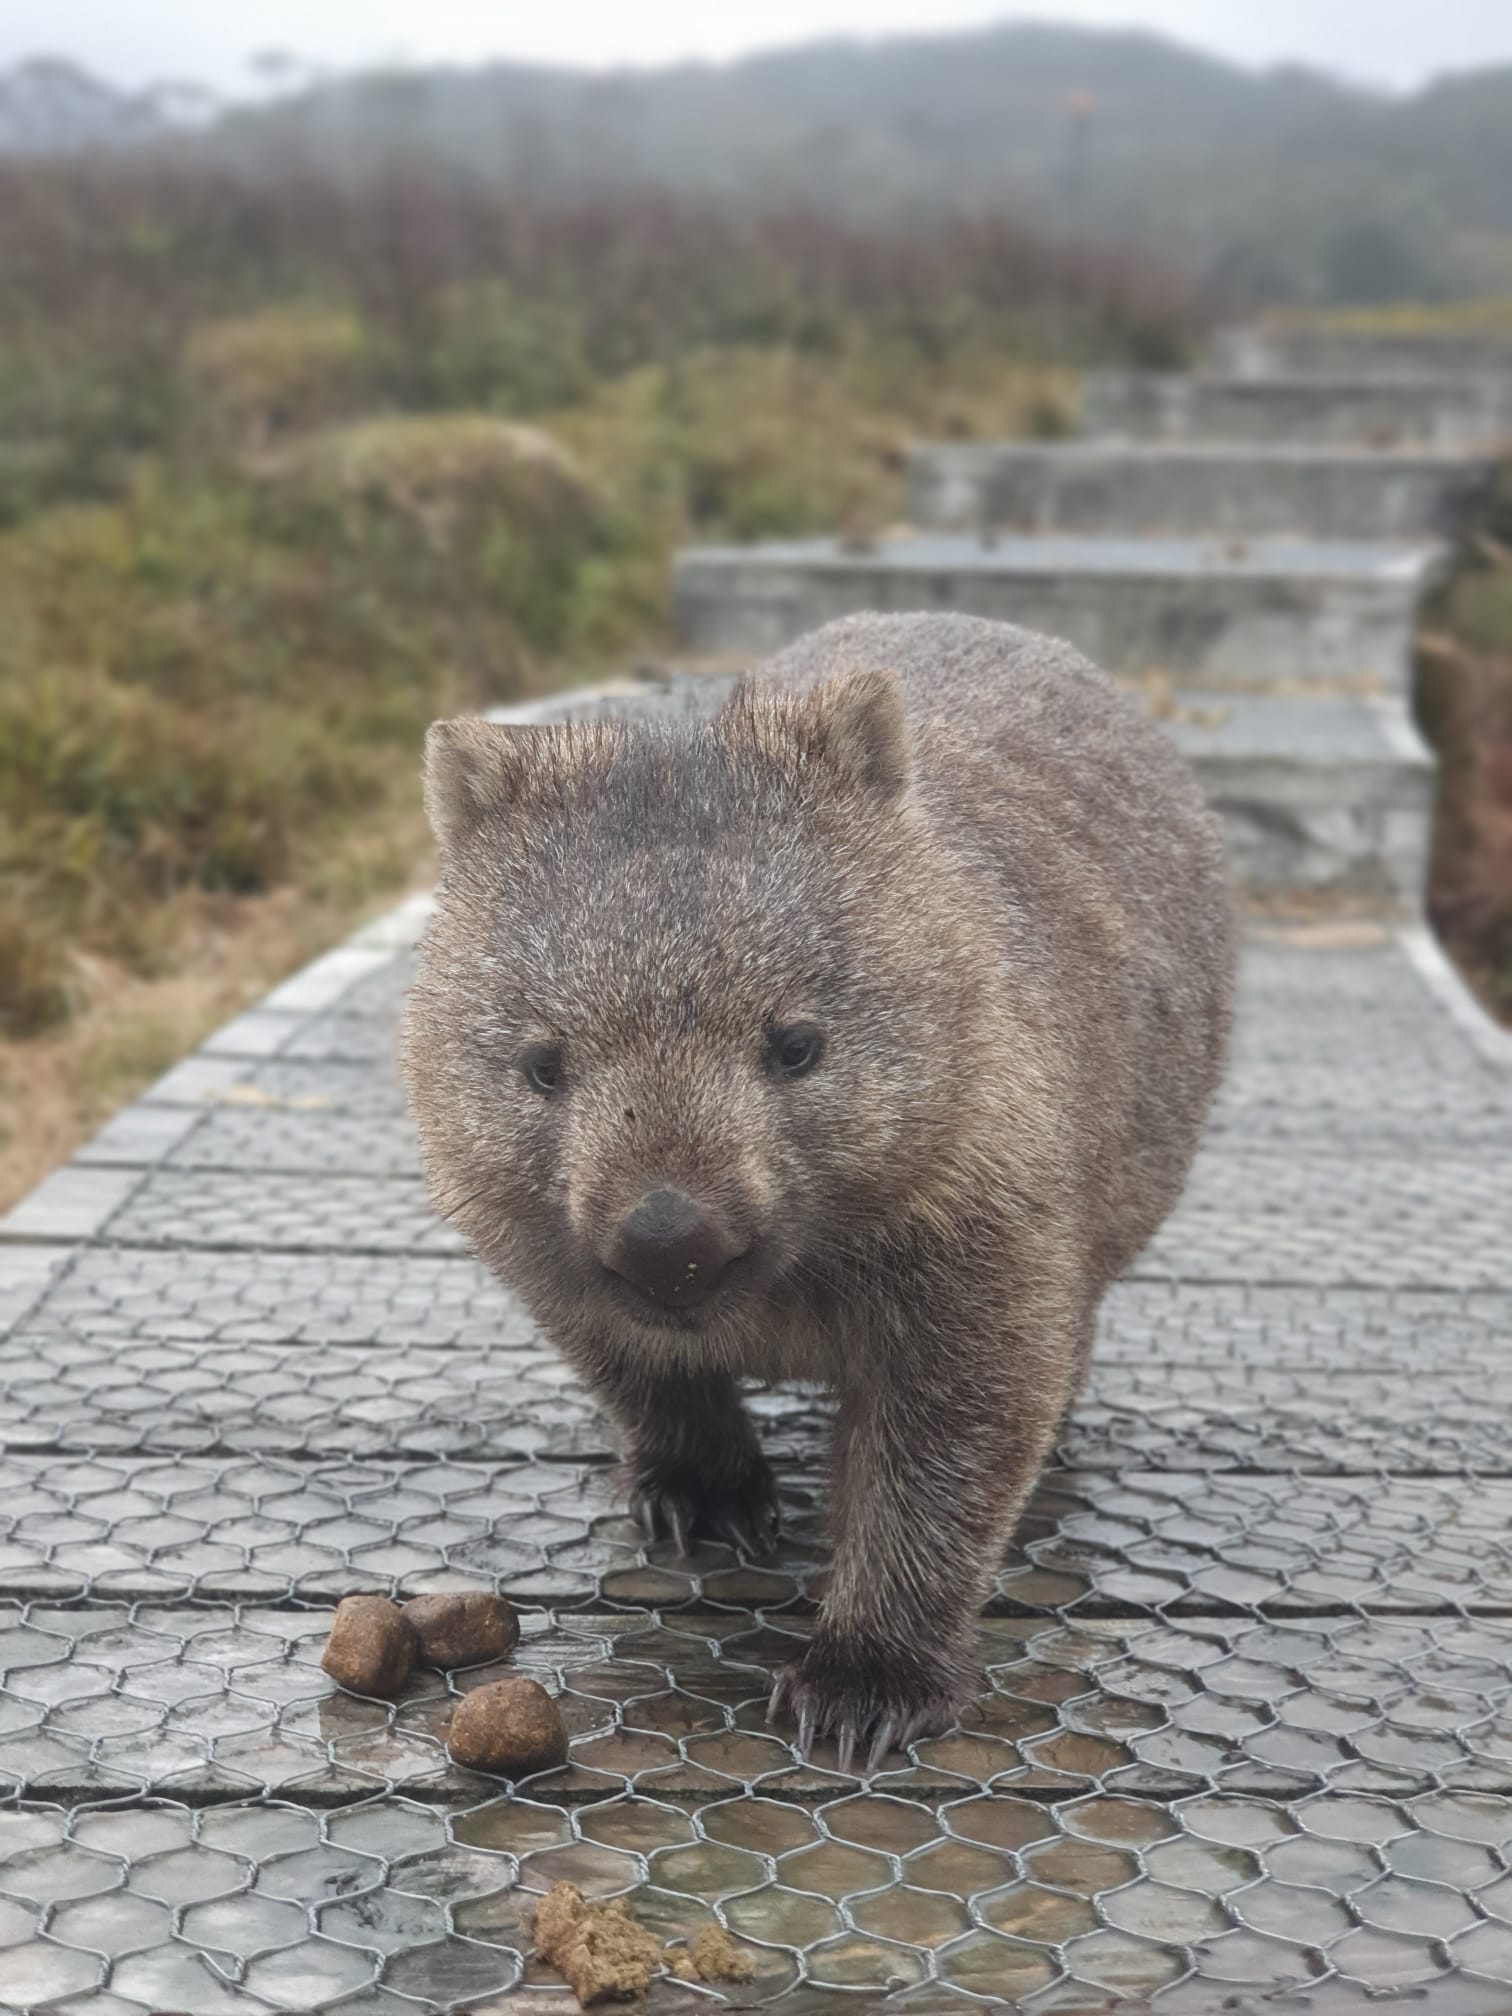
left=770, top=1023, right=824, bottom=1080
left=521, top=1044, right=564, bottom=1095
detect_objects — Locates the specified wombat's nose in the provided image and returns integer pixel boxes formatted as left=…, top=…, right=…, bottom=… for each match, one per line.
left=607, top=1187, right=743, bottom=1307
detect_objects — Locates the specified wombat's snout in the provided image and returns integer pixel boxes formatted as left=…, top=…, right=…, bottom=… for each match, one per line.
left=605, top=1187, right=747, bottom=1309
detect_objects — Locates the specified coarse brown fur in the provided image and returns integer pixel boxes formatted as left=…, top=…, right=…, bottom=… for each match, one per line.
left=402, top=613, right=1236, bottom=1767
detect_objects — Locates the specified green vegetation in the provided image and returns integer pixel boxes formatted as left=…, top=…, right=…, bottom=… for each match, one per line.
left=0, top=162, right=1184, bottom=1196
left=0, top=435, right=627, bottom=1032
left=184, top=306, right=371, bottom=445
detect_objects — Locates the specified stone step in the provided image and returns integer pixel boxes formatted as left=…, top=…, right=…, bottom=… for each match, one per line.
left=906, top=438, right=1493, bottom=541
left=672, top=531, right=1442, bottom=693
left=1084, top=369, right=1512, bottom=450
left=1218, top=322, right=1512, bottom=378
left=1160, top=689, right=1431, bottom=902
left=519, top=664, right=1440, bottom=906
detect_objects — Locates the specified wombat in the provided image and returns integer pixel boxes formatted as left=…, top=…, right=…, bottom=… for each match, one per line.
left=403, top=612, right=1235, bottom=1770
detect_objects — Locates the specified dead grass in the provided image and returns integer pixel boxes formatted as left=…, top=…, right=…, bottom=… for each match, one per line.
left=1298, top=298, right=1512, bottom=335
left=0, top=807, right=435, bottom=1212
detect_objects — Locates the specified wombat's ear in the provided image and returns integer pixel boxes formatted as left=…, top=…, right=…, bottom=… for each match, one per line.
left=424, top=718, right=537, bottom=850
left=812, top=667, right=910, bottom=801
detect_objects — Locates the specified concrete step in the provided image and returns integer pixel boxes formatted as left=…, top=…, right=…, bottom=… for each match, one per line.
left=673, top=531, right=1442, bottom=692
left=1218, top=322, right=1512, bottom=378
left=906, top=438, right=1493, bottom=541
left=1159, top=688, right=1431, bottom=902
left=500, top=664, right=1434, bottom=904
left=1084, top=369, right=1512, bottom=450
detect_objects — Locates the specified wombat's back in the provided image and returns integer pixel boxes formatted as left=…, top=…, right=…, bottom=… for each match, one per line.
left=758, top=612, right=1235, bottom=1282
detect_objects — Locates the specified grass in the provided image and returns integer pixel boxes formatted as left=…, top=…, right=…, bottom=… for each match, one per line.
left=0, top=165, right=1190, bottom=1208
left=0, top=440, right=640, bottom=1027
left=1299, top=298, right=1512, bottom=335
left=0, top=864, right=426, bottom=1210
left=551, top=343, right=1076, bottom=547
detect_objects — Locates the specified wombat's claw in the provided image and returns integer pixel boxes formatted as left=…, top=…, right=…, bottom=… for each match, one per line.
left=719, top=1502, right=781, bottom=1558
left=629, top=1468, right=780, bottom=1561
left=767, top=1650, right=962, bottom=1774
left=865, top=1714, right=899, bottom=1774
left=835, top=1717, right=910, bottom=1775
left=767, top=1668, right=817, bottom=1757
left=631, top=1487, right=691, bottom=1556
left=797, top=1700, right=817, bottom=1757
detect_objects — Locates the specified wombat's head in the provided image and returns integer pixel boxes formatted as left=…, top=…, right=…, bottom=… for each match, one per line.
left=403, top=672, right=972, bottom=1358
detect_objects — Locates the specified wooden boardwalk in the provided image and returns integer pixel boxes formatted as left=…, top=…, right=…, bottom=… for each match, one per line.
left=1, top=332, right=1511, bottom=2013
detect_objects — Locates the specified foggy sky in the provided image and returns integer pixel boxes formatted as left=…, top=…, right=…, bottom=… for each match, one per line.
left=3, top=0, right=1509, bottom=97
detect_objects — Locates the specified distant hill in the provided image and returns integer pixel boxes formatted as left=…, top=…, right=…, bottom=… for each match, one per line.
left=0, top=57, right=213, bottom=154
left=5, top=25, right=1512, bottom=304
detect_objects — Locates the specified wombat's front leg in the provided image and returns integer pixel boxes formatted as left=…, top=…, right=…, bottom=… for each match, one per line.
left=586, top=1356, right=781, bottom=1558
left=769, top=1287, right=1085, bottom=1772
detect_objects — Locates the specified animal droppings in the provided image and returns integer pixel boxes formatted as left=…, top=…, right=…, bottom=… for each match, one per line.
left=402, top=1590, right=519, bottom=1668
left=320, top=1595, right=418, bottom=1699
left=685, top=1925, right=757, bottom=1983
left=533, top=1883, right=664, bottom=2004
left=534, top=1883, right=758, bottom=2004
left=446, top=1674, right=567, bottom=1775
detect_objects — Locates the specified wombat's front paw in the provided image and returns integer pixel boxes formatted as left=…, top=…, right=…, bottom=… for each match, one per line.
left=767, top=1632, right=973, bottom=1775
left=626, top=1451, right=781, bottom=1560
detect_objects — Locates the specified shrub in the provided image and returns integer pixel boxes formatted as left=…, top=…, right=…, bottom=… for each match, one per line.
left=0, top=420, right=650, bottom=1034
left=184, top=305, right=370, bottom=446
left=0, top=160, right=1196, bottom=1043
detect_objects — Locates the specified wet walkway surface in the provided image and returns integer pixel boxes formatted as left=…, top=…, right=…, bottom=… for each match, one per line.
left=3, top=884, right=1512, bottom=2016
left=4, top=334, right=1512, bottom=2013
